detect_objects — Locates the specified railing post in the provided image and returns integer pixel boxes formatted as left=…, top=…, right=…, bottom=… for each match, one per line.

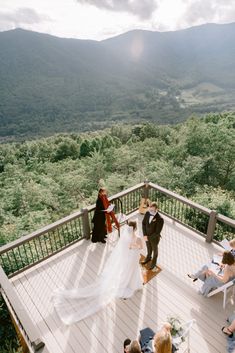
left=10, top=312, right=29, bottom=353
left=206, top=210, right=217, bottom=243
left=0, top=266, right=45, bottom=352
left=81, top=208, right=91, bottom=240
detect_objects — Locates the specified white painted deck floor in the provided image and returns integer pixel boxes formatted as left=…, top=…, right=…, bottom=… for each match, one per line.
left=11, top=213, right=234, bottom=353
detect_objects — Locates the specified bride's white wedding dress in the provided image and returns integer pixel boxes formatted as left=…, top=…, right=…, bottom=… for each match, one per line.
left=53, top=224, right=143, bottom=324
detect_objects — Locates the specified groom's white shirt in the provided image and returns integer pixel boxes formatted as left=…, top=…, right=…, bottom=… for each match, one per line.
left=149, top=215, right=154, bottom=223
left=148, top=211, right=156, bottom=224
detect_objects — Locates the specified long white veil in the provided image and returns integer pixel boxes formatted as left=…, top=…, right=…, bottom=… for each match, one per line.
left=52, top=223, right=143, bottom=324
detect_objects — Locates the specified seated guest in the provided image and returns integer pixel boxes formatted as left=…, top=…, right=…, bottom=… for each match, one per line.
left=202, top=239, right=235, bottom=269
left=222, top=320, right=235, bottom=337
left=230, top=239, right=235, bottom=257
left=139, top=326, right=155, bottom=351
left=129, top=340, right=142, bottom=353
left=217, top=239, right=235, bottom=258
left=222, top=315, right=235, bottom=353
left=200, top=239, right=235, bottom=272
left=124, top=338, right=131, bottom=353
left=188, top=251, right=235, bottom=296
left=139, top=323, right=175, bottom=353
left=154, top=328, right=172, bottom=353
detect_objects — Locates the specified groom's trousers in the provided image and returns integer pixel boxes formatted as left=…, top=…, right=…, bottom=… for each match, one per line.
left=146, top=234, right=160, bottom=267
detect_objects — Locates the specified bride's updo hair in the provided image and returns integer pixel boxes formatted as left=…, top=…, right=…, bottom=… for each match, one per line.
left=127, top=220, right=137, bottom=230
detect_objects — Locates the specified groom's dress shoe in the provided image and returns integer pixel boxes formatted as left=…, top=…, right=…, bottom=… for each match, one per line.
left=149, top=265, right=157, bottom=271
left=141, top=258, right=151, bottom=265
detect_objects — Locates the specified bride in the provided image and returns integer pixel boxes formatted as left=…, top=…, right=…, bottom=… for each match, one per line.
left=53, top=219, right=143, bottom=324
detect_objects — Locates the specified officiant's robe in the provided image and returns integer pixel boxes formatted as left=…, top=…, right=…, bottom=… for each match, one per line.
left=91, top=197, right=107, bottom=243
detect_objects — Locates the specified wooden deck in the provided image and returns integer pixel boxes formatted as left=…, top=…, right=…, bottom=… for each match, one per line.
left=10, top=213, right=233, bottom=353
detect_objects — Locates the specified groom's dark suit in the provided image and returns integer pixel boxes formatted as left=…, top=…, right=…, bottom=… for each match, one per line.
left=142, top=211, right=164, bottom=268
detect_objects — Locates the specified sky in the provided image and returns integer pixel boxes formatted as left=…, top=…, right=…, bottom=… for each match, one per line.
left=0, top=0, right=235, bottom=41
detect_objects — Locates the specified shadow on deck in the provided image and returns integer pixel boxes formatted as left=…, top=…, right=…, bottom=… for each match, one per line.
left=10, top=213, right=232, bottom=353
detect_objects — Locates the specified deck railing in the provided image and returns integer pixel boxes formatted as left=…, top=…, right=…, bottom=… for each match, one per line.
left=0, top=180, right=234, bottom=353
left=0, top=181, right=234, bottom=278
left=148, top=182, right=211, bottom=236
left=0, top=266, right=45, bottom=352
left=0, top=210, right=85, bottom=277
left=0, top=182, right=145, bottom=277
left=214, top=214, right=235, bottom=242
left=148, top=182, right=235, bottom=243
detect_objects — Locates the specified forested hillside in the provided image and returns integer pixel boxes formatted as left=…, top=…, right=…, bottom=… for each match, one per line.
left=0, top=112, right=234, bottom=247
left=1, top=23, right=235, bottom=140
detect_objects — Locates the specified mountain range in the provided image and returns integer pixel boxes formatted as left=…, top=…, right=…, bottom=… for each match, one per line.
left=0, top=23, right=235, bottom=140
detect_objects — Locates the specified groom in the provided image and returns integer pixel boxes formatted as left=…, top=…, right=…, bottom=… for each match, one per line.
left=141, top=202, right=164, bottom=271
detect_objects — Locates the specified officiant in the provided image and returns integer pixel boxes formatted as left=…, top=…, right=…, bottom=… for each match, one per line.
left=91, top=188, right=120, bottom=244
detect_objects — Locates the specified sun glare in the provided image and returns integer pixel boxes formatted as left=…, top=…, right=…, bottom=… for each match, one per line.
left=156, top=0, right=187, bottom=30
left=130, top=34, right=144, bottom=60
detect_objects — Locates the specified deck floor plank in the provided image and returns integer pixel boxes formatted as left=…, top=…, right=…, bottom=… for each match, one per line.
left=13, top=276, right=65, bottom=353
left=44, top=246, right=115, bottom=353
left=11, top=215, right=231, bottom=353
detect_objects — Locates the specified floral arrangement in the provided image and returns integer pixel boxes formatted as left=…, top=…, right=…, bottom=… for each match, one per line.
left=167, top=316, right=184, bottom=339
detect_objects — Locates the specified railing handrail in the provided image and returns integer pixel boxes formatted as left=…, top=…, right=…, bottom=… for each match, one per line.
left=109, top=182, right=145, bottom=201
left=0, top=265, right=45, bottom=352
left=1, top=181, right=234, bottom=256
left=216, top=213, right=235, bottom=227
left=148, top=182, right=212, bottom=215
left=0, top=210, right=85, bottom=255
left=149, top=182, right=235, bottom=228
left=85, top=182, right=145, bottom=207
left=0, top=182, right=145, bottom=255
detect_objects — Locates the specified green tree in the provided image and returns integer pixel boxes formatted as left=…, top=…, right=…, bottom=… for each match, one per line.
left=53, top=138, right=79, bottom=161
left=80, top=139, right=91, bottom=157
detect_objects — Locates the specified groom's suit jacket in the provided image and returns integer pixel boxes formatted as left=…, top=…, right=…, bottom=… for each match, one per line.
left=142, top=211, right=164, bottom=239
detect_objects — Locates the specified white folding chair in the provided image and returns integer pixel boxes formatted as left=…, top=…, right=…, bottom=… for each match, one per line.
left=172, top=319, right=196, bottom=353
left=207, top=279, right=235, bottom=309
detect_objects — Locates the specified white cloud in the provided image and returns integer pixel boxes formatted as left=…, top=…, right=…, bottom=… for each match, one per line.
left=0, top=7, right=51, bottom=31
left=181, top=0, right=235, bottom=27
left=76, top=0, right=159, bottom=19
left=0, top=0, right=235, bottom=40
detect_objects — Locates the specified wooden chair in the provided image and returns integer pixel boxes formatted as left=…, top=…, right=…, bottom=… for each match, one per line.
left=172, top=319, right=196, bottom=353
left=207, top=278, right=235, bottom=309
